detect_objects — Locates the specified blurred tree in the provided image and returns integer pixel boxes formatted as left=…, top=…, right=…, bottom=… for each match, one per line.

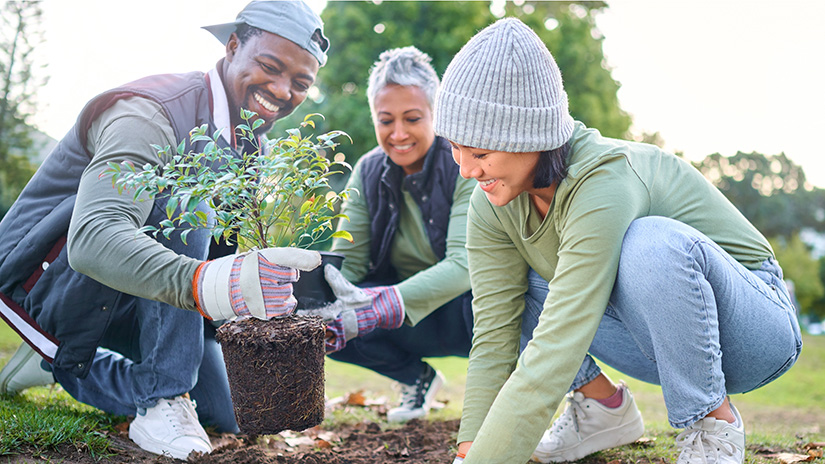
left=693, top=151, right=825, bottom=238
left=769, top=235, right=824, bottom=315
left=0, top=1, right=46, bottom=218
left=271, top=0, right=630, bottom=175
left=808, top=257, right=825, bottom=319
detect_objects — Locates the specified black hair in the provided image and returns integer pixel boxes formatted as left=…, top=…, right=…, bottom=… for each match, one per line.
left=311, top=29, right=329, bottom=52
left=533, top=141, right=570, bottom=189
left=235, top=23, right=263, bottom=45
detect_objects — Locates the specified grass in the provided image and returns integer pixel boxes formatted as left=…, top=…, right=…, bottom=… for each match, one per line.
left=1, top=321, right=823, bottom=462
left=0, top=387, right=118, bottom=459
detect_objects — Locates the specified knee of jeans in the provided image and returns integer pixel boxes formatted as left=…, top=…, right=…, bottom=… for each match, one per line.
left=620, top=217, right=697, bottom=270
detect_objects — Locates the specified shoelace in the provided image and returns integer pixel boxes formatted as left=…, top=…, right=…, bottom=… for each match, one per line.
left=675, top=427, right=738, bottom=464
left=547, top=394, right=588, bottom=443
left=162, top=397, right=202, bottom=436
left=397, top=368, right=436, bottom=409
left=397, top=380, right=424, bottom=408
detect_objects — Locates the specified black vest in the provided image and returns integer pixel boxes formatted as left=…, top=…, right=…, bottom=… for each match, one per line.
left=0, top=71, right=231, bottom=377
left=358, top=136, right=459, bottom=282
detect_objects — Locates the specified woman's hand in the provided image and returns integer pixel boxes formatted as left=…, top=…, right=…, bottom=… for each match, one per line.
left=452, top=441, right=472, bottom=462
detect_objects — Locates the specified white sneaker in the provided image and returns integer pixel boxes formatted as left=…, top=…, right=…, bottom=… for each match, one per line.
left=129, top=395, right=213, bottom=460
left=386, top=365, right=445, bottom=423
left=676, top=402, right=745, bottom=464
left=532, top=383, right=645, bottom=463
left=0, top=343, right=55, bottom=395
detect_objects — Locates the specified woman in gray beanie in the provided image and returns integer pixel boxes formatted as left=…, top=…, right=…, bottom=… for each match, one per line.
left=437, top=18, right=802, bottom=464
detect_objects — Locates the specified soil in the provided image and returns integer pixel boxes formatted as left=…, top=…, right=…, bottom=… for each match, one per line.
left=3, top=412, right=820, bottom=464
left=194, top=419, right=461, bottom=464
left=215, top=316, right=326, bottom=436
left=0, top=419, right=461, bottom=464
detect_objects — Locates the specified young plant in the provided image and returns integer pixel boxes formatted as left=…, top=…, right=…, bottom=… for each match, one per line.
left=103, top=111, right=354, bottom=250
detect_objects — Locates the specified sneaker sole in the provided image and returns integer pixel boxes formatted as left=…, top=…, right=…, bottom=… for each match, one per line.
left=128, top=422, right=211, bottom=460
left=532, top=415, right=645, bottom=463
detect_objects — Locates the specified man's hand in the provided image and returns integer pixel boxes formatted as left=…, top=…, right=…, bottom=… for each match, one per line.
left=299, top=264, right=404, bottom=352
left=193, top=247, right=321, bottom=320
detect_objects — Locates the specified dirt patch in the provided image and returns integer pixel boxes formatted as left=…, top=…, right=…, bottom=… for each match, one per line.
left=0, top=419, right=460, bottom=464
left=194, top=419, right=460, bottom=464
left=3, top=418, right=819, bottom=464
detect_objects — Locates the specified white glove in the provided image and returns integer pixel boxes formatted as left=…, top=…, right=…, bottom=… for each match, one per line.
left=299, top=264, right=404, bottom=352
left=194, top=247, right=321, bottom=320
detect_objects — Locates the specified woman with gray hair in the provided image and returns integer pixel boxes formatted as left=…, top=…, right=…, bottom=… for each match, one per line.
left=318, top=46, right=476, bottom=422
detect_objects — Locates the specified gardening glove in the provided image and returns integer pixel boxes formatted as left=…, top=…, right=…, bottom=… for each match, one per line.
left=193, top=247, right=321, bottom=321
left=299, top=264, right=405, bottom=352
left=452, top=455, right=465, bottom=464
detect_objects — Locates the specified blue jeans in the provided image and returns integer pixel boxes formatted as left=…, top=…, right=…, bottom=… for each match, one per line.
left=521, top=217, right=802, bottom=428
left=329, top=290, right=473, bottom=385
left=51, top=299, right=238, bottom=433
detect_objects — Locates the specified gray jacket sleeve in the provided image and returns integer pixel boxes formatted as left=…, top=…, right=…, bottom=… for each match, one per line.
left=67, top=97, right=202, bottom=311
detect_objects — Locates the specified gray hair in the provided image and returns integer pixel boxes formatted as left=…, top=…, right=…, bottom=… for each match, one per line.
left=367, top=46, right=439, bottom=116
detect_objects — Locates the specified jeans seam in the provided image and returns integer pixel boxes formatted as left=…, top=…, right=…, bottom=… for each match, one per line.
left=687, top=240, right=723, bottom=409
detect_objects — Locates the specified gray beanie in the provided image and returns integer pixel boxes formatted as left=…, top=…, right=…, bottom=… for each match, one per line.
left=434, top=18, right=574, bottom=153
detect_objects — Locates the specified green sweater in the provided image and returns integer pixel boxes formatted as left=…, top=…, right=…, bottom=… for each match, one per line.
left=331, top=154, right=476, bottom=325
left=459, top=122, right=773, bottom=463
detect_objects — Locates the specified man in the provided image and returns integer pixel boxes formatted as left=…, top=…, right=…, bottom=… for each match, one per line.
left=0, top=1, right=329, bottom=459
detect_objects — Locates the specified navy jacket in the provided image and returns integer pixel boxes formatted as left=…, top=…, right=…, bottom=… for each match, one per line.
left=357, top=136, right=459, bottom=282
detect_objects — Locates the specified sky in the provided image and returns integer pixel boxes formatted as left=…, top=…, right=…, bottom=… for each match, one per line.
left=29, top=0, right=825, bottom=186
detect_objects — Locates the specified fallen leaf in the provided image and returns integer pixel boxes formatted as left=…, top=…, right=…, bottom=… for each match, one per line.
left=210, top=433, right=244, bottom=452
left=808, top=449, right=823, bottom=459
left=317, top=431, right=340, bottom=443
left=431, top=399, right=447, bottom=410
left=630, top=437, right=655, bottom=448
left=284, top=436, right=316, bottom=447
left=302, top=425, right=325, bottom=437
left=114, top=421, right=130, bottom=436
left=804, top=443, right=825, bottom=450
left=764, top=452, right=815, bottom=464
left=315, top=438, right=333, bottom=449
left=345, top=390, right=367, bottom=406
left=607, top=460, right=622, bottom=464
left=753, top=445, right=783, bottom=454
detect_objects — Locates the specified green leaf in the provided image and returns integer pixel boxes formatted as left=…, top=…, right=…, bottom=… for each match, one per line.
left=165, top=197, right=179, bottom=218
left=299, top=198, right=314, bottom=216
left=181, top=212, right=198, bottom=227
left=181, top=229, right=191, bottom=245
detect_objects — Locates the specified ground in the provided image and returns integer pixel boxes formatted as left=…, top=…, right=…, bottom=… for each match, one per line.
left=0, top=418, right=461, bottom=464
left=2, top=414, right=822, bottom=464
